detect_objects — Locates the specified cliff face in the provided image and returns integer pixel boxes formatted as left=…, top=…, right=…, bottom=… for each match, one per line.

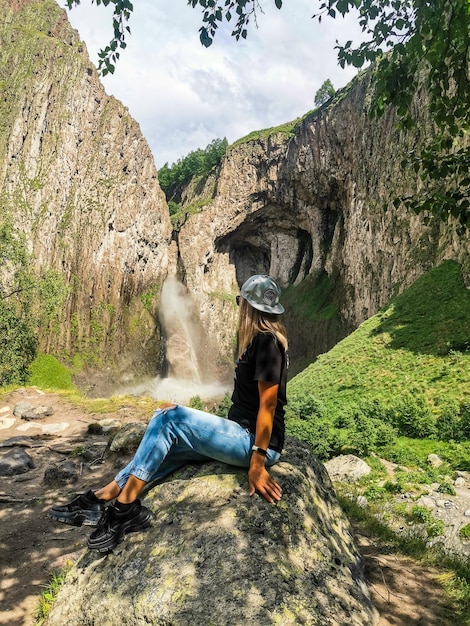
left=0, top=0, right=172, bottom=377
left=175, top=76, right=469, bottom=374
left=1, top=0, right=468, bottom=383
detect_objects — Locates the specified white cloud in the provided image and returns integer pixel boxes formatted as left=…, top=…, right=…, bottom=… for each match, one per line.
left=64, top=1, right=364, bottom=167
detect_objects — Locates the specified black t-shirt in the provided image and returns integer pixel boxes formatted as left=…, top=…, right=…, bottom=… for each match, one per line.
left=228, top=332, right=288, bottom=452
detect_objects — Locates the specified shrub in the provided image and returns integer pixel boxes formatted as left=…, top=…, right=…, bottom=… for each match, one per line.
left=437, top=482, right=457, bottom=496
left=389, top=393, right=436, bottom=438
left=286, top=417, right=334, bottom=460
left=436, top=400, right=463, bottom=442
left=383, top=480, right=405, bottom=494
left=287, top=392, right=327, bottom=421
left=459, top=523, right=470, bottom=540
left=411, top=504, right=433, bottom=523
left=189, top=395, right=205, bottom=411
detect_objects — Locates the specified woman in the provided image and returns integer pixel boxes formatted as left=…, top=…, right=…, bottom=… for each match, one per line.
left=49, top=275, right=289, bottom=553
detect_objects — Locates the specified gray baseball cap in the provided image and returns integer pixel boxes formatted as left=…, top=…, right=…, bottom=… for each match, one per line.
left=240, top=275, right=284, bottom=314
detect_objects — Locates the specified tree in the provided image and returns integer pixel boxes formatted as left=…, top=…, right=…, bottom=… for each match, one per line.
left=313, top=0, right=469, bottom=230
left=314, top=79, right=335, bottom=107
left=66, top=0, right=469, bottom=228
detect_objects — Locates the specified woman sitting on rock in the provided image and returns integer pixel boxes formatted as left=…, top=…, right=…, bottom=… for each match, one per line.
left=49, top=275, right=289, bottom=553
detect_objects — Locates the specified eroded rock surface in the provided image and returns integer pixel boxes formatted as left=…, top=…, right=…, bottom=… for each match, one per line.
left=47, top=438, right=379, bottom=626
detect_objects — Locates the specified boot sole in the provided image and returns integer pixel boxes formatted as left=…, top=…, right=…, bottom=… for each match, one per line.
left=87, top=511, right=152, bottom=552
left=48, top=511, right=103, bottom=527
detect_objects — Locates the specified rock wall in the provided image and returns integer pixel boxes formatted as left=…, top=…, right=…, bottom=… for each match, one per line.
left=0, top=0, right=172, bottom=377
left=46, top=438, right=379, bottom=626
left=174, top=76, right=469, bottom=373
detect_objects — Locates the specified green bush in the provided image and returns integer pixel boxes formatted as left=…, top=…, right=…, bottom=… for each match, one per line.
left=210, top=393, right=232, bottom=418
left=389, top=393, right=436, bottom=438
left=459, top=523, right=470, bottom=540
left=411, top=504, right=433, bottom=523
left=158, top=137, right=228, bottom=197
left=287, top=392, right=328, bottom=420
left=189, top=395, right=205, bottom=411
left=437, top=482, right=457, bottom=496
left=286, top=417, right=334, bottom=460
left=436, top=400, right=463, bottom=442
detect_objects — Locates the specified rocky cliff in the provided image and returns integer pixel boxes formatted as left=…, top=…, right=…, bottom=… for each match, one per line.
left=175, top=77, right=469, bottom=374
left=0, top=0, right=172, bottom=378
left=1, top=0, right=468, bottom=385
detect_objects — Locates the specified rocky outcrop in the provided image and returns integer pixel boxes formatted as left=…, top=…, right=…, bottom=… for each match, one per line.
left=0, top=0, right=172, bottom=376
left=46, top=438, right=379, bottom=626
left=175, top=78, right=469, bottom=373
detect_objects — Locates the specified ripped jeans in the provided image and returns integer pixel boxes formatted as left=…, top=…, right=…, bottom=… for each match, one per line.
left=114, top=404, right=281, bottom=488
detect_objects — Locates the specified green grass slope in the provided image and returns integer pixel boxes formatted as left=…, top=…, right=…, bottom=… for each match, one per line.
left=286, top=260, right=470, bottom=462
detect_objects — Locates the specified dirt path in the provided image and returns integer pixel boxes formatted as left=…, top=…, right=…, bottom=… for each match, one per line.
left=0, top=388, right=458, bottom=625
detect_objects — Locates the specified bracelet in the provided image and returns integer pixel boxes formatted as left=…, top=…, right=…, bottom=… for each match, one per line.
left=252, top=445, right=267, bottom=457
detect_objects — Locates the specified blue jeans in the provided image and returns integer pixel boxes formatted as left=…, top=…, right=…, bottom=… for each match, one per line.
left=114, top=405, right=281, bottom=488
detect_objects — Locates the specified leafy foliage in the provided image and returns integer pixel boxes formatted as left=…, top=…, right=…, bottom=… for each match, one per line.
left=158, top=137, right=228, bottom=198
left=0, top=218, right=67, bottom=386
left=313, top=0, right=470, bottom=229
left=314, top=78, right=335, bottom=106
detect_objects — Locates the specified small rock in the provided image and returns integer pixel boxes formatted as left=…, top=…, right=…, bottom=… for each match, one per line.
left=323, top=454, right=371, bottom=482
left=436, top=500, right=447, bottom=508
left=0, top=448, right=35, bottom=476
left=22, top=405, right=54, bottom=420
left=416, top=496, right=435, bottom=509
left=43, top=460, right=80, bottom=485
left=427, top=453, right=443, bottom=468
left=454, top=477, right=466, bottom=487
left=356, top=495, right=368, bottom=508
left=0, top=436, right=40, bottom=448
left=109, top=422, right=147, bottom=452
left=464, top=509, right=470, bottom=517
left=0, top=417, right=15, bottom=430
left=97, top=418, right=121, bottom=433
left=13, top=402, right=34, bottom=417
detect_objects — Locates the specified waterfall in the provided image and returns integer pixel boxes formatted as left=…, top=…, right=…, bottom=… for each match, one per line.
left=125, top=277, right=230, bottom=404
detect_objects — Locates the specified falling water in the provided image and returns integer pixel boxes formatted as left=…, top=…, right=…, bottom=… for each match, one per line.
left=124, top=277, right=230, bottom=404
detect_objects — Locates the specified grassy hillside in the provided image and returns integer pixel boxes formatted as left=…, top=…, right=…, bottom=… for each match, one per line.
left=286, top=260, right=470, bottom=464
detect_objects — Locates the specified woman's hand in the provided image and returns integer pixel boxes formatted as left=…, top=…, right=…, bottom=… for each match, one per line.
left=248, top=464, right=282, bottom=503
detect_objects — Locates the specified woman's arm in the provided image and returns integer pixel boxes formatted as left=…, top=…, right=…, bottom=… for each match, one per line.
left=248, top=380, right=283, bottom=503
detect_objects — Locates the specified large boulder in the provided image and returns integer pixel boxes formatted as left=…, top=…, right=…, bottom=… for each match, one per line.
left=47, top=438, right=378, bottom=625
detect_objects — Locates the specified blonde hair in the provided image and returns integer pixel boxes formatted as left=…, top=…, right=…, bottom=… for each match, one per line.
left=237, top=297, right=288, bottom=360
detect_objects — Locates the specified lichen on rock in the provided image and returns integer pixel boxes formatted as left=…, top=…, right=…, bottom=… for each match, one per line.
left=47, top=437, right=378, bottom=625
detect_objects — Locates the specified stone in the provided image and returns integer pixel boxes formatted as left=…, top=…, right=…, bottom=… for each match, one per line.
left=43, top=460, right=80, bottom=485
left=0, top=417, right=15, bottom=430
left=109, top=422, right=147, bottom=453
left=21, top=405, right=54, bottom=420
left=454, top=477, right=466, bottom=487
left=46, top=438, right=379, bottom=626
left=427, top=454, right=443, bottom=468
left=13, top=402, right=34, bottom=418
left=416, top=496, right=435, bottom=510
left=324, top=454, right=371, bottom=482
left=96, top=418, right=121, bottom=433
left=357, top=495, right=368, bottom=508
left=0, top=449, right=35, bottom=476
left=0, top=436, right=39, bottom=448
left=464, top=510, right=470, bottom=517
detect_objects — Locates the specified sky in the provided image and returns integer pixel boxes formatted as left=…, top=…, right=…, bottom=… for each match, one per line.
left=64, top=1, right=364, bottom=169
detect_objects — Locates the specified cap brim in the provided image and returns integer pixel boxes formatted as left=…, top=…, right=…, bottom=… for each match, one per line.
left=249, top=302, right=285, bottom=314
